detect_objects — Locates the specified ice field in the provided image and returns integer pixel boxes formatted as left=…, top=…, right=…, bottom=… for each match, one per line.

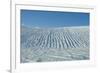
left=21, top=26, right=89, bottom=63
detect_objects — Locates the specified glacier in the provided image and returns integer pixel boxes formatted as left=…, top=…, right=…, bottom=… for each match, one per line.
left=20, top=26, right=89, bottom=63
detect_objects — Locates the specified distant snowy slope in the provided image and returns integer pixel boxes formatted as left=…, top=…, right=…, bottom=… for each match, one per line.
left=21, top=26, right=89, bottom=49
left=21, top=26, right=89, bottom=63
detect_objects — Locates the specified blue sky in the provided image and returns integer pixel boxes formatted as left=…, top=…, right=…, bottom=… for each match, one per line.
left=21, top=10, right=89, bottom=28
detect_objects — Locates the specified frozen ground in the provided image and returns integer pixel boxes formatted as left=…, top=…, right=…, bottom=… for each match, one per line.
left=21, top=26, right=89, bottom=63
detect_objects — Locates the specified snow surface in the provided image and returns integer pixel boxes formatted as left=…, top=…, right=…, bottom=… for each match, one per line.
left=21, top=26, right=89, bottom=63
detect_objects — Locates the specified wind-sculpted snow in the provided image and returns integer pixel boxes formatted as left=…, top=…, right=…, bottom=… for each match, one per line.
left=21, top=26, right=89, bottom=63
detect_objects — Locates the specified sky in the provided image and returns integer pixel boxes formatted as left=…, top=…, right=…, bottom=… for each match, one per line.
left=21, top=9, right=89, bottom=28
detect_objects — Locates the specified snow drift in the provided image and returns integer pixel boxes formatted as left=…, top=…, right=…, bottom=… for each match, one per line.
left=21, top=26, right=89, bottom=63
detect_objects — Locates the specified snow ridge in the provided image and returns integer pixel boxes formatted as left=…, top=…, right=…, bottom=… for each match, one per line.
left=21, top=26, right=89, bottom=63
left=21, top=26, right=89, bottom=49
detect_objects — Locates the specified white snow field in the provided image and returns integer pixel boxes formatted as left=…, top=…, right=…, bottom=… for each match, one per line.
left=21, top=26, right=89, bottom=63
